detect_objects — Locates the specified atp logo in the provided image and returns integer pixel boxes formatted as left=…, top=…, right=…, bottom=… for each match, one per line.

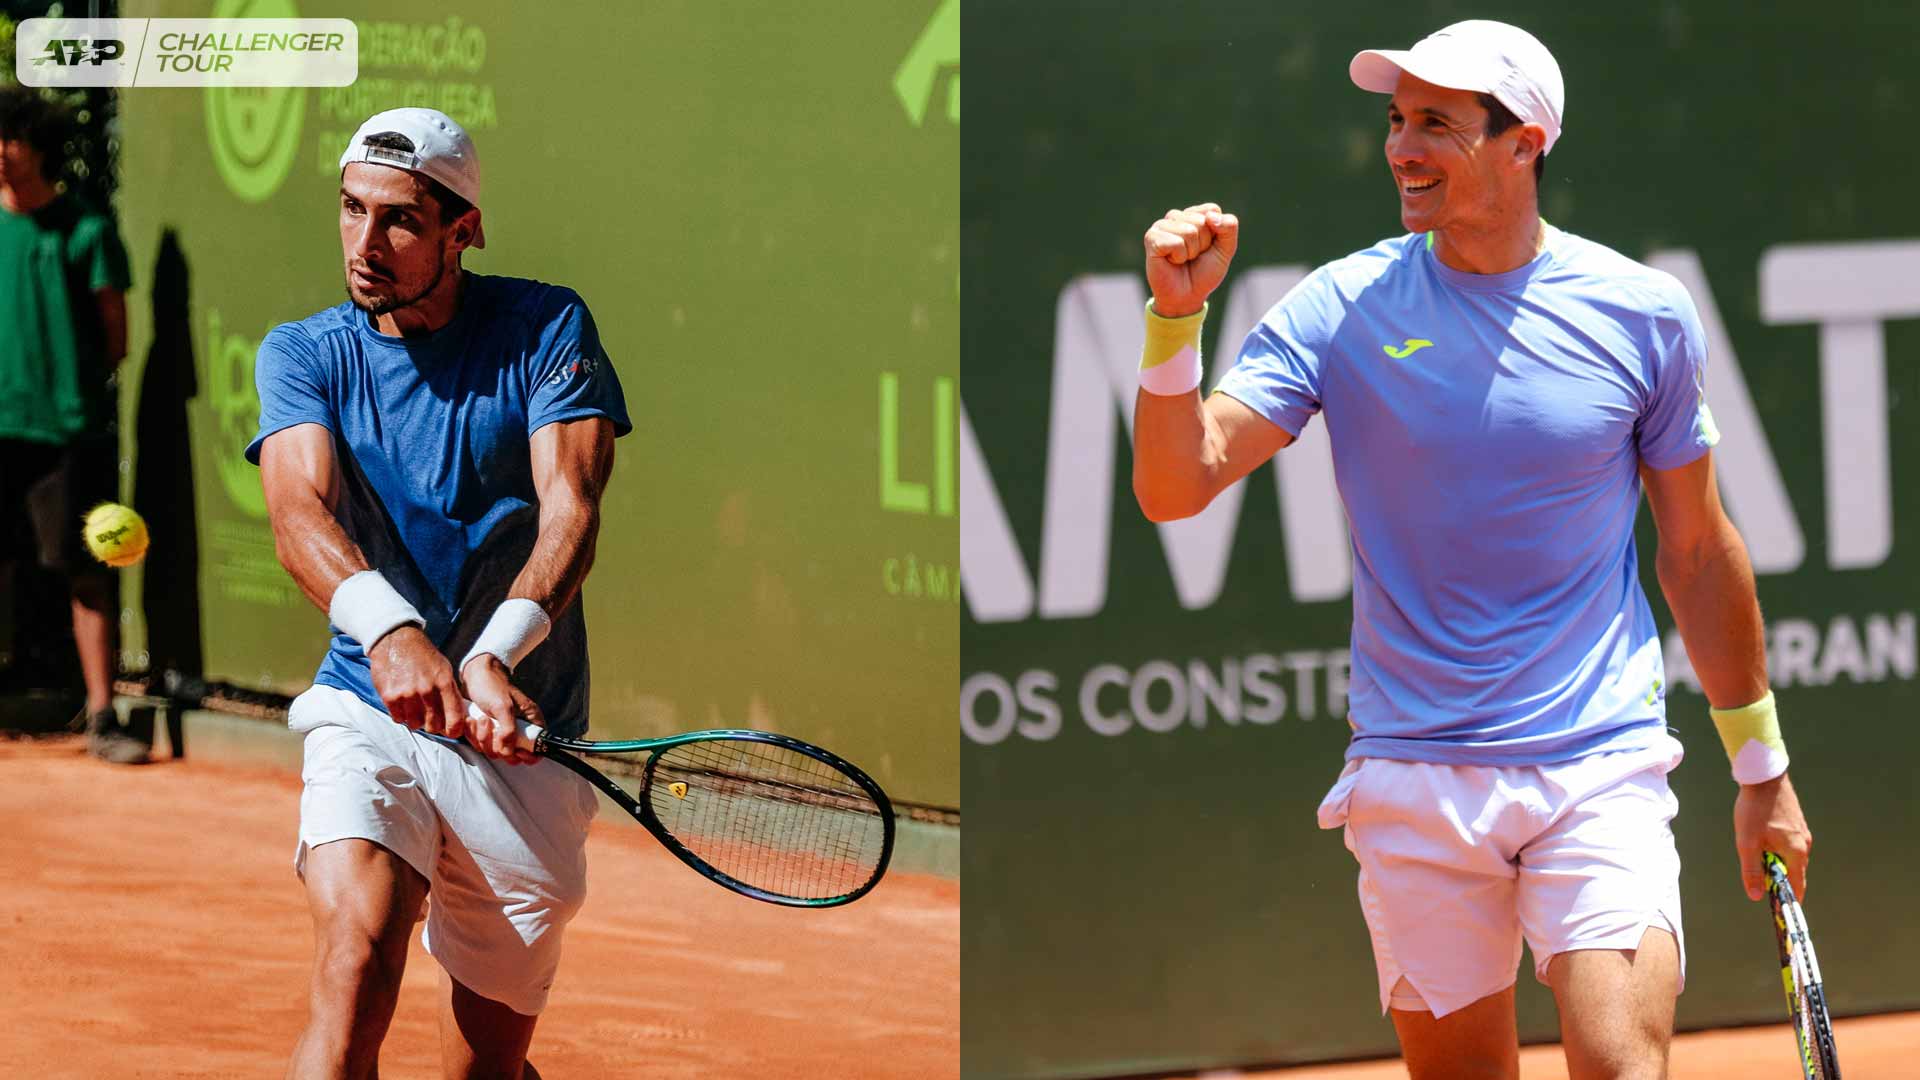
left=35, top=38, right=125, bottom=66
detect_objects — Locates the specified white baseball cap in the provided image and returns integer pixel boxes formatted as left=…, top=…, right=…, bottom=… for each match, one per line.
left=338, top=107, right=486, bottom=247
left=1349, top=20, right=1565, bottom=155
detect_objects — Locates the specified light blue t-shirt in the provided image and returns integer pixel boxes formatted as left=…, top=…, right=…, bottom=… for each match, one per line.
left=245, top=273, right=632, bottom=739
left=1216, top=227, right=1717, bottom=766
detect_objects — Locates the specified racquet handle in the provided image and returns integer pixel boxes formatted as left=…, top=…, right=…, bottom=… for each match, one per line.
left=461, top=699, right=546, bottom=752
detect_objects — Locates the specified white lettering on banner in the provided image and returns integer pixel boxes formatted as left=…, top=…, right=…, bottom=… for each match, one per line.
left=1645, top=251, right=1805, bottom=573
left=1660, top=611, right=1916, bottom=696
left=969, top=613, right=1913, bottom=746
left=1080, top=664, right=1130, bottom=735
left=1759, top=240, right=1920, bottom=570
left=963, top=648, right=1352, bottom=743
left=962, top=246, right=1913, bottom=624
left=958, top=408, right=1034, bottom=621
left=959, top=669, right=1063, bottom=745
left=967, top=266, right=1334, bottom=625
left=1218, top=269, right=1353, bottom=602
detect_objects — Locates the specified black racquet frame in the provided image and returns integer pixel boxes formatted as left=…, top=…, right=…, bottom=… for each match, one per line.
left=531, top=725, right=896, bottom=908
left=1765, top=850, right=1841, bottom=1079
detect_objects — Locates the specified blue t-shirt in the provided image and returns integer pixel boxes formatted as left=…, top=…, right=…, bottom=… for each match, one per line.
left=246, top=273, right=632, bottom=738
left=1215, top=227, right=1717, bottom=766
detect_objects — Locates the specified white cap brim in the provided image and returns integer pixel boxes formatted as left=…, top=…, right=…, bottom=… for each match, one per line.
left=1349, top=48, right=1498, bottom=97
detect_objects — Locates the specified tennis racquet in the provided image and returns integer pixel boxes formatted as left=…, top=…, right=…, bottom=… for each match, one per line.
left=1765, top=850, right=1841, bottom=1079
left=508, top=715, right=894, bottom=908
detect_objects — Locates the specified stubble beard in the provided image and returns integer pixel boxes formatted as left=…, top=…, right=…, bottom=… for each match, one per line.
left=345, top=244, right=448, bottom=317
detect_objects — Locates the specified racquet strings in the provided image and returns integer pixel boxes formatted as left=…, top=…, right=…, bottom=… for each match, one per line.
left=643, top=740, right=888, bottom=901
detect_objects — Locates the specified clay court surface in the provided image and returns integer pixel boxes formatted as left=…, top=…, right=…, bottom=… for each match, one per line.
left=1173, top=1008, right=1917, bottom=1079
left=0, top=735, right=958, bottom=1078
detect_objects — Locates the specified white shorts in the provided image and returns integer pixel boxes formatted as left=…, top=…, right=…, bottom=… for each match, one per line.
left=290, top=684, right=600, bottom=1016
left=1317, top=735, right=1687, bottom=1019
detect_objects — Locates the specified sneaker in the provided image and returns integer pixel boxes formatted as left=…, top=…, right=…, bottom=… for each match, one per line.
left=84, top=707, right=151, bottom=765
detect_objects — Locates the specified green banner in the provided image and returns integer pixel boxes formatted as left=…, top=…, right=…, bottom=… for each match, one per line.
left=113, top=0, right=959, bottom=807
left=962, top=3, right=1919, bottom=1076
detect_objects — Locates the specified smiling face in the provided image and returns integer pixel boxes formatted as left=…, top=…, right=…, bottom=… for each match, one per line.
left=1384, top=73, right=1540, bottom=236
left=338, top=161, right=475, bottom=318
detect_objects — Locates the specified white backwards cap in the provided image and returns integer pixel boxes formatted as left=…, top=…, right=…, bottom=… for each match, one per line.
left=1349, top=20, right=1565, bottom=154
left=339, top=107, right=486, bottom=247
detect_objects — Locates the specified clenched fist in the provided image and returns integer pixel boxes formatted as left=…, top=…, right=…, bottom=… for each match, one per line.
left=1143, top=203, right=1240, bottom=318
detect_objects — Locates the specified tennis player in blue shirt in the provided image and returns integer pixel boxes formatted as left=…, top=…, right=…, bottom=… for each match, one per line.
left=251, top=107, right=629, bottom=1079
left=1132, top=20, right=1813, bottom=1079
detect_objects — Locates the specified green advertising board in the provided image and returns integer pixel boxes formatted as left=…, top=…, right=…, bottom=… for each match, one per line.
left=962, top=3, right=1918, bottom=1076
left=111, top=0, right=959, bottom=808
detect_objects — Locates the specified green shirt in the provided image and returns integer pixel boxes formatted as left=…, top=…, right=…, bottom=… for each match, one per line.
left=0, top=194, right=133, bottom=444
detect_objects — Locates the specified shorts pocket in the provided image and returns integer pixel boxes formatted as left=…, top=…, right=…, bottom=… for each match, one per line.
left=1316, top=759, right=1366, bottom=830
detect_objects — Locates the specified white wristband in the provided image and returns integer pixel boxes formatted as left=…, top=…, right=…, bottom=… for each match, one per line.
left=460, top=598, right=552, bottom=676
left=1728, top=739, right=1791, bottom=786
left=329, top=570, right=425, bottom=651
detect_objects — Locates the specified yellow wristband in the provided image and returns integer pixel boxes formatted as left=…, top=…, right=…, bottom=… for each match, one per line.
left=1139, top=301, right=1207, bottom=395
left=1709, top=690, right=1790, bottom=785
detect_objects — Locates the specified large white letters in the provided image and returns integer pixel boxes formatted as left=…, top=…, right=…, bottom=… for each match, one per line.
left=963, top=244, right=1909, bottom=622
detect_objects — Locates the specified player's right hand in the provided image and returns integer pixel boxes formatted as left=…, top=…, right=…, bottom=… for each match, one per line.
left=367, top=625, right=469, bottom=743
left=1143, top=203, right=1240, bottom=318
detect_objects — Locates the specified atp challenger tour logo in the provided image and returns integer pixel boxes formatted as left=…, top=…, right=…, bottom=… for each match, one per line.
left=15, top=8, right=353, bottom=92
left=961, top=239, right=1920, bottom=746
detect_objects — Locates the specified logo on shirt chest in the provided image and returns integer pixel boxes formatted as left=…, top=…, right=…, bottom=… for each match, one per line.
left=1382, top=337, right=1435, bottom=359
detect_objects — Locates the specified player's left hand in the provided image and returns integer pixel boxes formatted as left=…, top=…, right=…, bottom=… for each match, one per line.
left=1733, top=772, right=1812, bottom=901
left=460, top=655, right=543, bottom=765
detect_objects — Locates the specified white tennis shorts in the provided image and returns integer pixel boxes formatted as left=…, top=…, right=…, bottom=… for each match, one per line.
left=290, top=684, right=600, bottom=1016
left=1317, top=734, right=1687, bottom=1019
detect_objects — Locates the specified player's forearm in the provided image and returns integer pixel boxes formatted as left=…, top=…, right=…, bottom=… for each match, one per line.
left=1657, top=519, right=1768, bottom=710
left=507, top=492, right=600, bottom=618
left=270, top=493, right=372, bottom=613
left=1132, top=389, right=1224, bottom=522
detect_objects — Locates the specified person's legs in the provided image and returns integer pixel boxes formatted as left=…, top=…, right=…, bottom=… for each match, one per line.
left=1516, top=741, right=1687, bottom=1080
left=1330, top=758, right=1534, bottom=1069
left=438, top=969, right=541, bottom=1080
left=1390, top=983, right=1520, bottom=1080
left=69, top=571, right=113, bottom=714
left=26, top=436, right=140, bottom=755
left=1545, top=927, right=1680, bottom=1080
left=287, top=687, right=447, bottom=1080
left=415, top=742, right=596, bottom=1076
left=288, top=838, right=430, bottom=1080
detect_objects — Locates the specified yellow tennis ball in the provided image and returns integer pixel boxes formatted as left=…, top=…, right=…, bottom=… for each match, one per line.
left=82, top=502, right=149, bottom=568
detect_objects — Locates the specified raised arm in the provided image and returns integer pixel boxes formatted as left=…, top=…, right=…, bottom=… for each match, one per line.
left=260, top=422, right=472, bottom=749
left=1641, top=452, right=1812, bottom=900
left=1132, top=203, right=1293, bottom=522
left=460, top=417, right=615, bottom=756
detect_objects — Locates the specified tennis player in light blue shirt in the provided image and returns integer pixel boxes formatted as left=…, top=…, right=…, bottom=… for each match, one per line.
left=1215, top=225, right=1712, bottom=767
left=1128, top=19, right=1815, bottom=1077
